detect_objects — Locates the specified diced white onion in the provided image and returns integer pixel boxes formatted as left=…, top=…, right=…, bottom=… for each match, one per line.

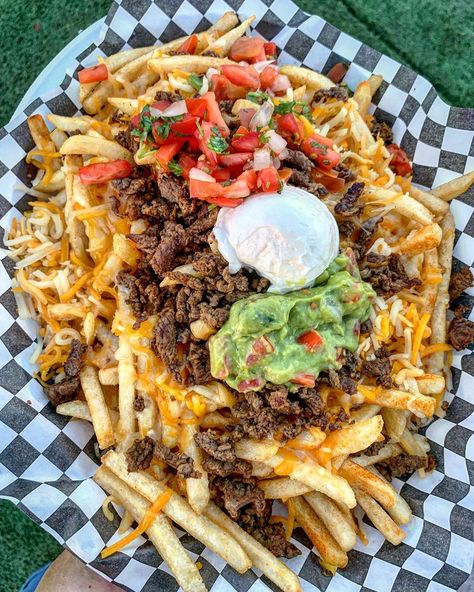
left=272, top=157, right=281, bottom=169
left=206, top=67, right=220, bottom=82
left=253, top=147, right=271, bottom=171
left=199, top=75, right=209, bottom=96
left=249, top=100, right=274, bottom=131
left=279, top=147, right=289, bottom=160
left=189, top=167, right=215, bottom=182
left=252, top=60, right=276, bottom=73
left=271, top=74, right=291, bottom=92
left=266, top=130, right=287, bottom=155
left=238, top=108, right=256, bottom=128
left=150, top=99, right=188, bottom=118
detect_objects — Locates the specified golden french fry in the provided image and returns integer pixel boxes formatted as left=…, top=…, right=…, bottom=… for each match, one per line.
left=397, top=223, right=442, bottom=256
left=34, top=169, right=65, bottom=193
left=50, top=128, right=68, bottom=151
left=350, top=404, right=382, bottom=422
left=323, top=416, right=384, bottom=458
left=381, top=408, right=407, bottom=442
left=56, top=400, right=92, bottom=422
left=94, top=466, right=206, bottom=592
left=101, top=451, right=252, bottom=573
left=365, top=466, right=412, bottom=525
left=416, top=374, right=445, bottom=395
left=393, top=194, right=434, bottom=225
left=408, top=185, right=449, bottom=217
left=148, top=55, right=233, bottom=75
left=62, top=155, right=90, bottom=263
left=304, top=491, right=357, bottom=552
left=113, top=233, right=139, bottom=267
left=279, top=65, right=335, bottom=90
left=115, top=51, right=155, bottom=84
left=190, top=319, right=216, bottom=340
left=339, top=460, right=396, bottom=508
left=354, top=487, right=406, bottom=545
left=98, top=367, right=119, bottom=386
left=286, top=428, right=326, bottom=451
left=367, top=74, right=383, bottom=97
left=27, top=114, right=61, bottom=170
left=108, top=97, right=140, bottom=115
left=200, top=411, right=235, bottom=429
left=47, top=114, right=93, bottom=134
left=358, top=385, right=435, bottom=418
left=292, top=497, right=348, bottom=568
left=251, top=461, right=274, bottom=478
left=203, top=16, right=256, bottom=57
left=260, top=477, right=312, bottom=499
left=80, top=365, right=115, bottom=449
left=48, top=303, right=85, bottom=320
left=431, top=171, right=474, bottom=201
left=181, top=424, right=210, bottom=514
left=116, top=331, right=136, bottom=436
left=353, top=443, right=403, bottom=467
left=60, top=135, right=133, bottom=162
left=353, top=80, right=372, bottom=118
left=234, top=438, right=280, bottom=462
left=205, top=502, right=302, bottom=592
left=399, top=427, right=430, bottom=456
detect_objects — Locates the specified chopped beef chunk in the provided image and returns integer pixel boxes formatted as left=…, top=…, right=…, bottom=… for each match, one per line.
left=360, top=319, right=373, bottom=334
left=64, top=339, right=87, bottom=378
left=156, top=173, right=195, bottom=217
left=45, top=339, right=86, bottom=407
left=187, top=341, right=212, bottom=384
left=126, top=436, right=155, bottom=472
left=133, top=394, right=145, bottom=412
left=448, top=308, right=474, bottom=350
left=361, top=345, right=393, bottom=388
left=111, top=174, right=156, bottom=220
left=155, top=90, right=182, bottom=102
left=219, top=100, right=234, bottom=114
left=370, top=119, right=394, bottom=145
left=335, top=182, right=365, bottom=216
left=194, top=429, right=241, bottom=462
left=352, top=216, right=381, bottom=261
left=149, top=221, right=188, bottom=274
left=287, top=169, right=328, bottom=197
left=319, top=351, right=360, bottom=395
left=361, top=439, right=386, bottom=457
left=211, top=476, right=266, bottom=519
left=203, top=50, right=220, bottom=57
left=449, top=266, right=473, bottom=302
left=46, top=377, right=80, bottom=407
left=115, top=129, right=136, bottom=152
left=154, top=442, right=200, bottom=478
left=282, top=149, right=313, bottom=171
left=333, top=162, right=356, bottom=183
left=382, top=453, right=431, bottom=478
left=313, top=86, right=348, bottom=103
left=338, top=220, right=356, bottom=238
left=202, top=455, right=253, bottom=478
left=128, top=226, right=161, bottom=255
left=152, top=308, right=181, bottom=382
left=253, top=523, right=301, bottom=558
left=361, top=253, right=421, bottom=296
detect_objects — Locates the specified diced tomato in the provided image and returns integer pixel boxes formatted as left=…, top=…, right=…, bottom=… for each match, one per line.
left=79, top=159, right=132, bottom=185
left=130, top=114, right=141, bottom=129
left=178, top=154, right=197, bottom=179
left=212, top=168, right=231, bottom=182
left=238, top=169, right=258, bottom=191
left=170, top=114, right=198, bottom=136
left=222, top=179, right=252, bottom=199
left=218, top=152, right=253, bottom=168
left=196, top=156, right=216, bottom=174
left=326, top=62, right=348, bottom=84
left=231, top=131, right=260, bottom=152
left=197, top=121, right=219, bottom=167
left=297, top=330, right=324, bottom=351
left=151, top=100, right=171, bottom=112
left=78, top=63, right=108, bottom=84
left=176, top=34, right=198, bottom=55
left=264, top=42, right=277, bottom=57
left=256, top=166, right=281, bottom=192
left=155, top=140, right=184, bottom=171
left=202, top=92, right=229, bottom=136
left=221, top=65, right=260, bottom=91
left=186, top=135, right=200, bottom=152
left=151, top=121, right=168, bottom=145
left=189, top=177, right=250, bottom=202
left=291, top=374, right=316, bottom=387
left=203, top=195, right=244, bottom=207
left=259, top=66, right=278, bottom=89
left=387, top=144, right=413, bottom=177
left=229, top=37, right=265, bottom=63
left=278, top=167, right=293, bottom=182
left=211, top=74, right=247, bottom=102
left=277, top=114, right=304, bottom=145
left=185, top=97, right=207, bottom=118
left=312, top=169, right=346, bottom=192
left=301, top=134, right=340, bottom=169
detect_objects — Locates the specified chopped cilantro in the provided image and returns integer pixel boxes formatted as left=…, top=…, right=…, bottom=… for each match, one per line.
left=221, top=180, right=232, bottom=187
left=259, top=131, right=270, bottom=143
left=274, top=101, right=296, bottom=115
left=130, top=105, right=154, bottom=142
left=154, top=121, right=170, bottom=140
left=168, top=160, right=183, bottom=176
left=207, top=126, right=228, bottom=154
left=208, top=204, right=217, bottom=211
left=188, top=74, right=203, bottom=91
left=247, top=91, right=270, bottom=104
left=196, top=119, right=204, bottom=137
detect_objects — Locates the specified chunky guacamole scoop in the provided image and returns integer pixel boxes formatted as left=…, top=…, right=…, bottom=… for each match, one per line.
left=209, top=255, right=375, bottom=392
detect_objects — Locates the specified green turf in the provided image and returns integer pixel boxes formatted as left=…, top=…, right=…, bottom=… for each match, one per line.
left=0, top=1, right=472, bottom=590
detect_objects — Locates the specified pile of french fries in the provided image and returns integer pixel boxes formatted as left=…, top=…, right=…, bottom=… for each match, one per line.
left=5, top=11, right=474, bottom=592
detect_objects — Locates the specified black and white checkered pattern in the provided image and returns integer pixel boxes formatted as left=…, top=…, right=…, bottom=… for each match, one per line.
left=0, top=1, right=473, bottom=590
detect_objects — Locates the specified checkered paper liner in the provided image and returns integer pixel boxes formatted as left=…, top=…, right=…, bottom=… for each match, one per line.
left=0, top=0, right=473, bottom=590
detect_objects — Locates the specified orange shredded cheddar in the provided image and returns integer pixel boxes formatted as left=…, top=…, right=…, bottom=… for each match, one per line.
left=59, top=271, right=94, bottom=303
left=411, top=313, right=431, bottom=365
left=420, top=343, right=452, bottom=358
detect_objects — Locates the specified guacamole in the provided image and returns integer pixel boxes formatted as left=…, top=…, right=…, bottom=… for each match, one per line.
left=209, top=256, right=375, bottom=392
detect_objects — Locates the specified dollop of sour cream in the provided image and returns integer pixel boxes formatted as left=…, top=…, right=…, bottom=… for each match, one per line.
left=213, top=186, right=339, bottom=294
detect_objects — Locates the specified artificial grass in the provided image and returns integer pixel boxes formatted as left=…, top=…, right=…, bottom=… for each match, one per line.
left=0, top=1, right=472, bottom=590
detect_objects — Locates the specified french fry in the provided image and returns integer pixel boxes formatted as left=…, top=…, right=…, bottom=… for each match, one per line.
left=398, top=427, right=430, bottom=456
left=380, top=408, right=407, bottom=441
left=339, top=460, right=396, bottom=508
left=416, top=374, right=445, bottom=395
left=113, top=233, right=139, bottom=267
left=427, top=212, right=454, bottom=376
left=98, top=367, right=119, bottom=386
left=56, top=400, right=92, bottom=422
left=251, top=461, right=274, bottom=478
left=116, top=330, right=136, bottom=436
left=148, top=55, right=233, bottom=75
left=358, top=385, right=435, bottom=418
left=47, top=114, right=93, bottom=134
left=431, top=171, right=474, bottom=201
left=353, top=443, right=403, bottom=467
left=304, top=491, right=357, bottom=552
left=323, top=416, right=383, bottom=458
left=101, top=451, right=252, bottom=573
left=234, top=438, right=280, bottom=462
left=397, top=223, right=442, bottom=256
left=292, top=497, right=348, bottom=568
left=393, top=194, right=434, bottom=225
left=408, top=185, right=449, bottom=217
left=203, top=16, right=256, bottom=57
left=27, top=114, right=61, bottom=170
left=34, top=169, right=65, bottom=193
left=181, top=424, right=210, bottom=514
left=350, top=404, right=382, bottom=422
left=200, top=411, right=236, bottom=429
left=353, top=80, right=372, bottom=118
left=205, top=502, right=302, bottom=592
left=365, top=466, right=412, bottom=525
left=420, top=248, right=440, bottom=315
left=60, top=135, right=133, bottom=162
left=260, top=477, right=312, bottom=499
left=108, top=97, right=140, bottom=115
left=354, top=487, right=406, bottom=545
left=80, top=365, right=115, bottom=449
left=279, top=65, right=335, bottom=90
left=115, top=51, right=155, bottom=84
left=50, top=128, right=68, bottom=151
left=94, top=466, right=206, bottom=592
left=48, top=303, right=85, bottom=320
left=367, top=74, right=383, bottom=97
